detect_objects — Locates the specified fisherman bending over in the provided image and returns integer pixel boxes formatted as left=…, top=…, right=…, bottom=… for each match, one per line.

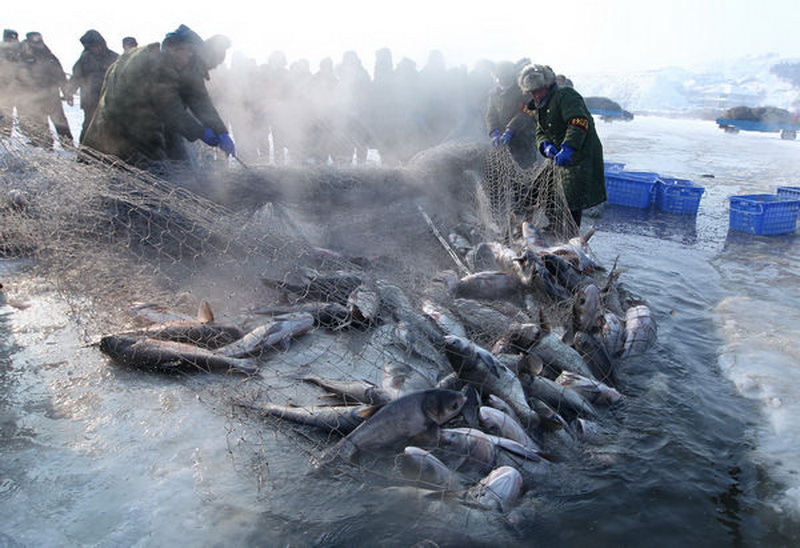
left=82, top=24, right=235, bottom=171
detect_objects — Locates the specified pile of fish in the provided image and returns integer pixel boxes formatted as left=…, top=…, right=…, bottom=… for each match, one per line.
left=86, top=218, right=656, bottom=517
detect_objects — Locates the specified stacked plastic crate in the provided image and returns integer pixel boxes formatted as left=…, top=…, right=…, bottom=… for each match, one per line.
left=603, top=163, right=704, bottom=214
left=728, top=187, right=800, bottom=235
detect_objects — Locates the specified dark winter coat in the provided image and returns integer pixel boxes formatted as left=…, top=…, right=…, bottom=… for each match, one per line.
left=66, top=38, right=118, bottom=114
left=528, top=85, right=606, bottom=210
left=485, top=84, right=538, bottom=168
left=82, top=44, right=222, bottom=165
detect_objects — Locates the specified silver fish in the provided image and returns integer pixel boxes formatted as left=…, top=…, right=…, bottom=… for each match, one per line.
left=347, top=283, right=381, bottom=326
left=522, top=374, right=598, bottom=418
left=302, top=374, right=394, bottom=406
left=530, top=330, right=598, bottom=382
left=99, top=334, right=258, bottom=374
left=555, top=371, right=623, bottom=406
left=622, top=304, right=657, bottom=358
left=479, top=406, right=541, bottom=452
left=216, top=312, right=314, bottom=358
left=261, top=268, right=365, bottom=305
left=400, top=446, right=463, bottom=491
left=467, top=466, right=524, bottom=513
left=238, top=401, right=370, bottom=434
left=119, top=321, right=244, bottom=349
left=316, top=389, right=466, bottom=467
left=127, top=301, right=208, bottom=326
left=572, top=329, right=617, bottom=386
left=443, top=335, right=539, bottom=429
left=438, top=427, right=498, bottom=472
left=252, top=301, right=353, bottom=331
left=454, top=271, right=526, bottom=304
left=579, top=284, right=602, bottom=333
left=421, top=299, right=468, bottom=339
left=599, top=311, right=626, bottom=359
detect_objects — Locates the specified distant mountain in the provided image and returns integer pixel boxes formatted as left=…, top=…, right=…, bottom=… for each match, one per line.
left=573, top=54, right=800, bottom=118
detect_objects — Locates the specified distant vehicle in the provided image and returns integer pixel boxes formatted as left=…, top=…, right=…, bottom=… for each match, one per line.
left=716, top=105, right=799, bottom=140
left=585, top=97, right=634, bottom=122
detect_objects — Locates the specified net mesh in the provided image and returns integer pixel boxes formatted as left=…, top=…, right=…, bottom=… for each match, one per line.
left=1, top=133, right=595, bottom=540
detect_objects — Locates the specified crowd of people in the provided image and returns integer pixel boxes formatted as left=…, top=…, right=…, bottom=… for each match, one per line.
left=0, top=24, right=605, bottom=225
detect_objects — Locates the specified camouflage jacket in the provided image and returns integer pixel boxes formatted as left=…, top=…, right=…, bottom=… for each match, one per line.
left=527, top=86, right=606, bottom=210
left=83, top=44, right=223, bottom=163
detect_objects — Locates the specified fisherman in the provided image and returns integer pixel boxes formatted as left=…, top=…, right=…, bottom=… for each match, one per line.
left=486, top=60, right=540, bottom=169
left=0, top=29, right=22, bottom=138
left=519, top=63, right=605, bottom=227
left=65, top=29, right=119, bottom=143
left=164, top=32, right=234, bottom=162
left=81, top=24, right=235, bottom=171
left=15, top=32, right=74, bottom=149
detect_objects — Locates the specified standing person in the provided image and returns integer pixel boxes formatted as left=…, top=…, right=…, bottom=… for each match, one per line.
left=65, top=30, right=118, bottom=143
left=485, top=60, right=539, bottom=169
left=121, top=37, right=138, bottom=52
left=0, top=29, right=22, bottom=138
left=518, top=63, right=605, bottom=227
left=81, top=24, right=235, bottom=171
left=16, top=31, right=74, bottom=149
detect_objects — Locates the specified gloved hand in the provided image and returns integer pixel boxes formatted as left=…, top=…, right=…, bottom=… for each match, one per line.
left=64, top=95, right=74, bottom=107
left=489, top=129, right=501, bottom=147
left=540, top=141, right=558, bottom=158
left=554, top=144, right=575, bottom=166
left=500, top=128, right=514, bottom=146
left=201, top=128, right=219, bottom=146
left=218, top=132, right=236, bottom=157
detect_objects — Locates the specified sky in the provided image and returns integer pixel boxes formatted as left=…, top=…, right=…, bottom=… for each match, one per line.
left=5, top=0, right=800, bottom=77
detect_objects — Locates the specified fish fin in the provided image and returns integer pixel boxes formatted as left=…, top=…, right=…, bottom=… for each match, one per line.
left=197, top=300, right=214, bottom=323
left=355, top=406, right=381, bottom=420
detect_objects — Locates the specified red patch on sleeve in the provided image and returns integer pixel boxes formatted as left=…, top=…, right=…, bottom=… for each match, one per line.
left=569, top=117, right=589, bottom=132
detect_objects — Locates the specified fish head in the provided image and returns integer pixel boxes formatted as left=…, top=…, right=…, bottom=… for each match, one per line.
left=476, top=466, right=523, bottom=511
left=422, top=389, right=467, bottom=425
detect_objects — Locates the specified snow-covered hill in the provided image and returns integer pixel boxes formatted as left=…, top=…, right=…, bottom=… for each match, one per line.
left=573, top=54, right=800, bottom=118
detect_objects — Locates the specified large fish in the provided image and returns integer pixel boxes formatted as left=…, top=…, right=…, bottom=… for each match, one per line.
left=443, top=335, right=539, bottom=429
left=599, top=311, right=627, bottom=359
left=391, top=320, right=452, bottom=383
left=454, top=271, right=527, bottom=304
left=555, top=371, right=623, bottom=406
left=440, top=428, right=547, bottom=472
left=521, top=374, right=597, bottom=419
left=128, top=300, right=212, bottom=326
left=572, top=329, right=617, bottom=386
left=315, top=388, right=466, bottom=467
left=216, top=312, right=315, bottom=358
left=530, top=309, right=598, bottom=381
left=377, top=281, right=443, bottom=343
left=99, top=334, right=258, bottom=374
left=622, top=303, right=657, bottom=358
left=302, top=374, right=394, bottom=406
left=466, top=466, right=524, bottom=513
left=579, top=284, right=602, bottom=333
left=119, top=321, right=244, bottom=350
left=421, top=299, right=468, bottom=339
left=347, top=283, right=382, bottom=326
left=253, top=301, right=353, bottom=330
left=449, top=298, right=532, bottom=347
left=479, top=406, right=541, bottom=452
left=400, top=446, right=463, bottom=491
left=261, top=267, right=366, bottom=305
left=237, top=401, right=370, bottom=435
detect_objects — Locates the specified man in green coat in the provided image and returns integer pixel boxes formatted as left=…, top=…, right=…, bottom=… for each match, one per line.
left=519, top=63, right=605, bottom=227
left=82, top=24, right=234, bottom=170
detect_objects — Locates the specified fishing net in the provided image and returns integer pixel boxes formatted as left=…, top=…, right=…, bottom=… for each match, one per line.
left=1, top=131, right=599, bottom=544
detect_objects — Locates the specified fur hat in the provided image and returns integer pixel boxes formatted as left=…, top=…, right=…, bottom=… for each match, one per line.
left=3, top=29, right=18, bottom=41
left=80, top=29, right=105, bottom=48
left=518, top=64, right=556, bottom=93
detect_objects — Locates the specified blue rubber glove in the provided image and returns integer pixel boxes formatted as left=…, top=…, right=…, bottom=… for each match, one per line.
left=540, top=141, right=558, bottom=158
left=489, top=129, right=501, bottom=147
left=201, top=128, right=219, bottom=146
left=500, top=128, right=514, bottom=145
left=218, top=133, right=236, bottom=157
left=554, top=143, right=575, bottom=166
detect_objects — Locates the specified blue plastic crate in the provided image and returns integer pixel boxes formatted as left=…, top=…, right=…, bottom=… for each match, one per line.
left=604, top=161, right=625, bottom=174
left=605, top=171, right=660, bottom=208
left=777, top=186, right=800, bottom=199
left=656, top=177, right=705, bottom=214
left=728, top=194, right=800, bottom=235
